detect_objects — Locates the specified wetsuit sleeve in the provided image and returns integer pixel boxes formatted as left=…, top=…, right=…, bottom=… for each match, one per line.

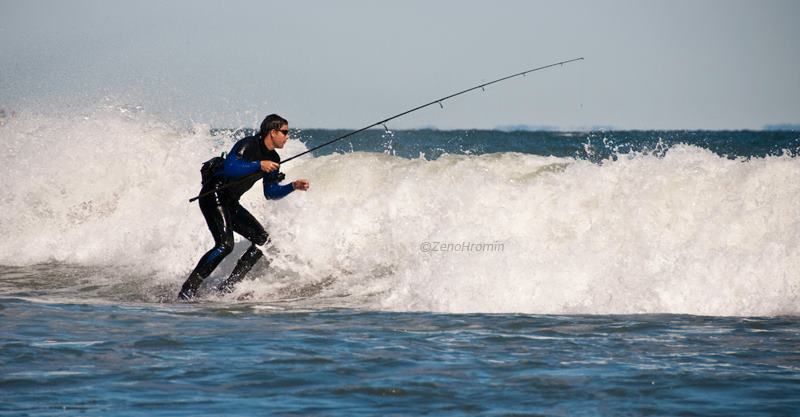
left=223, top=142, right=261, bottom=178
left=263, top=180, right=294, bottom=200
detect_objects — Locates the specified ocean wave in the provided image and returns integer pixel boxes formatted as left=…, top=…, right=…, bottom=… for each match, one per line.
left=1, top=106, right=798, bottom=316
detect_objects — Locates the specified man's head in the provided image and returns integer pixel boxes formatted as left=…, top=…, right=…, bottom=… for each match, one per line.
left=260, top=114, right=289, bottom=149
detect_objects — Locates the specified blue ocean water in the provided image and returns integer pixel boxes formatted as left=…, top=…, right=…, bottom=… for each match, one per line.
left=2, top=295, right=800, bottom=416
left=226, top=127, right=800, bottom=161
left=1, top=112, right=799, bottom=415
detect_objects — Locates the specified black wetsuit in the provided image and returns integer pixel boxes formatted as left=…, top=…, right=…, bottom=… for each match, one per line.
left=178, top=135, right=294, bottom=299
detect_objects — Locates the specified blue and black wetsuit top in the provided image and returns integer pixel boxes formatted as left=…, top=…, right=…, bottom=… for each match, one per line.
left=207, top=135, right=294, bottom=203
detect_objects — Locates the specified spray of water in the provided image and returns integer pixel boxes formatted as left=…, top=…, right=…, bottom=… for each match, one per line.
left=1, top=105, right=798, bottom=315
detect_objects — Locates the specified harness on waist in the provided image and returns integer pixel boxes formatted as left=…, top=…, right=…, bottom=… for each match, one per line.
left=200, top=152, right=285, bottom=186
left=201, top=154, right=226, bottom=186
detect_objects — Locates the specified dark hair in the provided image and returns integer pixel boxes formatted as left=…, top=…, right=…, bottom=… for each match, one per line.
left=259, top=114, right=288, bottom=137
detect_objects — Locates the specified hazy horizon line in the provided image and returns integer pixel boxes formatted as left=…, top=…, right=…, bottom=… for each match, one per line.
left=211, top=125, right=800, bottom=133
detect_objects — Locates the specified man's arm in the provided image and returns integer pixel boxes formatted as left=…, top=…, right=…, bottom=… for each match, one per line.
left=223, top=142, right=279, bottom=178
left=263, top=177, right=309, bottom=200
left=222, top=142, right=260, bottom=178
left=263, top=180, right=295, bottom=200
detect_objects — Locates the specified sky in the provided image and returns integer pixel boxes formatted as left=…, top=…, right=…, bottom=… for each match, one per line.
left=1, top=0, right=799, bottom=130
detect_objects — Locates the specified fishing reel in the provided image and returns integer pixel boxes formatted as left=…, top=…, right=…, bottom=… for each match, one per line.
left=271, top=171, right=286, bottom=183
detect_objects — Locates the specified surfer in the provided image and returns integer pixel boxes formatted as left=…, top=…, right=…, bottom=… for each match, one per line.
left=178, top=114, right=310, bottom=300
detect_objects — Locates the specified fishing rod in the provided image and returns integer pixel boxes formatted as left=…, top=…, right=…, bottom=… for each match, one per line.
left=189, top=57, right=584, bottom=203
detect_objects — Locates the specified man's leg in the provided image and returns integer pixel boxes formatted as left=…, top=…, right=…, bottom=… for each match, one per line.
left=216, top=204, right=269, bottom=294
left=179, top=196, right=235, bottom=300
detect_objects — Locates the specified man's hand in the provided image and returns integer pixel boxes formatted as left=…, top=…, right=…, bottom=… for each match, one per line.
left=292, top=179, right=310, bottom=191
left=260, top=160, right=279, bottom=172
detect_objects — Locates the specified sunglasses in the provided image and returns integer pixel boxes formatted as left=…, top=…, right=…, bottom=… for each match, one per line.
left=276, top=129, right=289, bottom=136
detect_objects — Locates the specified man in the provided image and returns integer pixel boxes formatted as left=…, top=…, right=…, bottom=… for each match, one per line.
left=178, top=114, right=309, bottom=300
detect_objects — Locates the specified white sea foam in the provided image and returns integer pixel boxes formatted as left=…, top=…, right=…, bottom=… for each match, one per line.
left=1, top=106, right=798, bottom=316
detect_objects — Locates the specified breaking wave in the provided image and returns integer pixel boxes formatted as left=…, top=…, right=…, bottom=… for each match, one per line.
left=1, top=105, right=798, bottom=316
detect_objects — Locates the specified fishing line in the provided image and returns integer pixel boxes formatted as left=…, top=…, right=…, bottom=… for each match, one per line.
left=189, top=57, right=584, bottom=203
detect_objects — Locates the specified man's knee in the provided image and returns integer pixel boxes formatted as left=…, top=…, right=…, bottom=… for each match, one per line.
left=220, top=236, right=235, bottom=255
left=251, top=232, right=269, bottom=246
